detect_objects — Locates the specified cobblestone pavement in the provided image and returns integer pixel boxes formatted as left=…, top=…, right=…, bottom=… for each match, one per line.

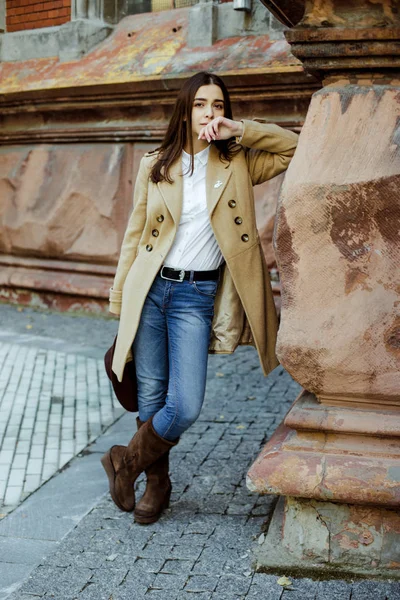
left=2, top=333, right=397, bottom=600
left=0, top=341, right=123, bottom=514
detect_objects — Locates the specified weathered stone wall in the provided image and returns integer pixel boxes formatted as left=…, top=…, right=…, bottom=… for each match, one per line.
left=0, top=7, right=315, bottom=312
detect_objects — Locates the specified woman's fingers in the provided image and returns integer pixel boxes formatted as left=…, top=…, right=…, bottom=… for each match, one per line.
left=211, top=118, right=221, bottom=138
left=198, top=124, right=214, bottom=142
left=199, top=117, right=228, bottom=141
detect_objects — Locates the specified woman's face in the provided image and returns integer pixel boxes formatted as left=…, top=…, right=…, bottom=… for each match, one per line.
left=190, top=84, right=225, bottom=138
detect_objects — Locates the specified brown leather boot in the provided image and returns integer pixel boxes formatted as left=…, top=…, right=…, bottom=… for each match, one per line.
left=100, top=417, right=176, bottom=513
left=134, top=418, right=178, bottom=525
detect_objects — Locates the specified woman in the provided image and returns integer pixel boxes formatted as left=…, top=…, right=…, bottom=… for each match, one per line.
left=101, top=71, right=298, bottom=524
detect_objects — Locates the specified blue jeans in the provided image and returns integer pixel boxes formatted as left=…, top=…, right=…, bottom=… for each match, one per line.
left=132, top=273, right=218, bottom=441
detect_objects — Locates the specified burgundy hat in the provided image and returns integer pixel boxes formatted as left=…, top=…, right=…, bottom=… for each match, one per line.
left=104, top=336, right=138, bottom=412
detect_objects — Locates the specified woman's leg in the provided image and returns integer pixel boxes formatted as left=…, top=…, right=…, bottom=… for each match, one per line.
left=132, top=277, right=175, bottom=523
left=132, top=277, right=169, bottom=421
left=101, top=278, right=176, bottom=514
left=152, top=277, right=217, bottom=442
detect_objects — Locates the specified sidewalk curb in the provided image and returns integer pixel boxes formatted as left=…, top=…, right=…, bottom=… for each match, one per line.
left=0, top=410, right=137, bottom=600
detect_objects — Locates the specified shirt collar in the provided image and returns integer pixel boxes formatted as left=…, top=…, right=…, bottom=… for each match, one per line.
left=182, top=145, right=210, bottom=169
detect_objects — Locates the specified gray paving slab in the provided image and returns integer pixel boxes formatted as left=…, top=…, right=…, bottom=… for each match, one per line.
left=0, top=563, right=33, bottom=600
left=315, top=579, right=352, bottom=600
left=0, top=452, right=107, bottom=540
left=0, top=536, right=57, bottom=564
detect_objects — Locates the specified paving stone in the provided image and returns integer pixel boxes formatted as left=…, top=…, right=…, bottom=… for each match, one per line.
left=131, top=557, right=166, bottom=573
left=124, top=570, right=156, bottom=588
left=77, top=582, right=117, bottom=600
left=385, top=582, right=400, bottom=600
left=85, top=567, right=128, bottom=589
left=0, top=536, right=58, bottom=565
left=170, top=545, right=203, bottom=561
left=152, top=572, right=188, bottom=590
left=177, top=593, right=213, bottom=600
left=145, top=590, right=179, bottom=600
left=280, top=577, right=319, bottom=599
left=18, top=565, right=68, bottom=595
left=210, top=594, right=244, bottom=600
left=152, top=531, right=182, bottom=546
left=184, top=574, right=219, bottom=592
left=0, top=563, right=35, bottom=599
left=161, top=559, right=195, bottom=574
left=179, top=532, right=210, bottom=545
left=246, top=573, right=283, bottom=599
left=214, top=573, right=252, bottom=596
left=350, top=579, right=390, bottom=600
left=138, top=542, right=175, bottom=559
left=3, top=596, right=42, bottom=600
left=3, top=487, right=23, bottom=506
left=315, top=579, right=352, bottom=600
left=109, top=578, right=149, bottom=600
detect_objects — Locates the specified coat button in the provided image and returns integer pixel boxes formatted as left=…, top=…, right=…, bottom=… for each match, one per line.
left=235, top=217, right=243, bottom=225
left=228, top=200, right=236, bottom=208
left=146, top=244, right=153, bottom=251
left=152, top=229, right=159, bottom=237
left=156, top=215, right=164, bottom=222
left=241, top=234, right=249, bottom=242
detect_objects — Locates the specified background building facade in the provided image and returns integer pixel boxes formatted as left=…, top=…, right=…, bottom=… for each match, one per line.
left=0, top=0, right=317, bottom=312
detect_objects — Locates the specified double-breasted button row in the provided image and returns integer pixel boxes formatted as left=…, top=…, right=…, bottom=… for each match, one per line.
left=146, top=215, right=164, bottom=251
left=228, top=200, right=248, bottom=241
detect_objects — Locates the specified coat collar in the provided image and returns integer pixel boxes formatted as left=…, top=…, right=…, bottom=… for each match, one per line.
left=157, top=144, right=232, bottom=224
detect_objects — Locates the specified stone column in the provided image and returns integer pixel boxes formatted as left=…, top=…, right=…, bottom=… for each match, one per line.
left=247, top=0, right=400, bottom=578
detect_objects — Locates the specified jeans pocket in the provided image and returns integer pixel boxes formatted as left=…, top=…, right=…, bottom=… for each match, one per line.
left=192, top=280, right=219, bottom=297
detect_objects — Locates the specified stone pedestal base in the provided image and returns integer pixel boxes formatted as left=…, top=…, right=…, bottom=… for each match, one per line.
left=247, top=391, right=400, bottom=577
left=247, top=391, right=400, bottom=506
left=255, top=496, right=400, bottom=578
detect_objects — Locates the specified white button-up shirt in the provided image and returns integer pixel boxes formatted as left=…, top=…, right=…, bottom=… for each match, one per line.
left=163, top=146, right=224, bottom=271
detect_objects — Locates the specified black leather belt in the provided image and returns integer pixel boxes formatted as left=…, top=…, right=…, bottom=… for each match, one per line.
left=159, top=266, right=220, bottom=282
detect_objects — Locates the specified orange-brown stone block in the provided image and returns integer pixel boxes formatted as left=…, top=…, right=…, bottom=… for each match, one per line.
left=247, top=397, right=400, bottom=507
left=0, top=144, right=132, bottom=263
left=0, top=143, right=151, bottom=305
left=275, top=83, right=400, bottom=405
left=254, top=496, right=400, bottom=577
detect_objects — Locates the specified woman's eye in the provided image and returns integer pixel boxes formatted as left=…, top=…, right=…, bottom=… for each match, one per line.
left=194, top=103, right=204, bottom=107
left=215, top=105, right=223, bottom=110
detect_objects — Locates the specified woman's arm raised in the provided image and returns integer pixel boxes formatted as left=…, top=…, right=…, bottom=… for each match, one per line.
left=199, top=117, right=299, bottom=185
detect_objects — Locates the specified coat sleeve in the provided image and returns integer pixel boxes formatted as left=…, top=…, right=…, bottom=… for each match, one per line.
left=239, top=119, right=299, bottom=186
left=109, top=156, right=150, bottom=315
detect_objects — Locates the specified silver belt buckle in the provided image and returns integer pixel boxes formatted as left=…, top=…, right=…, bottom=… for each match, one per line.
left=160, top=266, right=186, bottom=282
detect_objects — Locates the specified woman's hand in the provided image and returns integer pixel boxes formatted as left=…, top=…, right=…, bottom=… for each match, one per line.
left=198, top=117, right=244, bottom=143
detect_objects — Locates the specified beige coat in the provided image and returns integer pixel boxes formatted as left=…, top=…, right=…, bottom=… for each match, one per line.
left=110, top=120, right=298, bottom=382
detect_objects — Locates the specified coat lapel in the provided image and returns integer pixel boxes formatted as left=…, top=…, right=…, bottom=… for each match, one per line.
left=157, top=145, right=232, bottom=223
left=157, top=158, right=183, bottom=226
left=207, top=144, right=232, bottom=217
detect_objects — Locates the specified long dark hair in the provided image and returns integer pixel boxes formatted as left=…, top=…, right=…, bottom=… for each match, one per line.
left=150, top=72, right=239, bottom=184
